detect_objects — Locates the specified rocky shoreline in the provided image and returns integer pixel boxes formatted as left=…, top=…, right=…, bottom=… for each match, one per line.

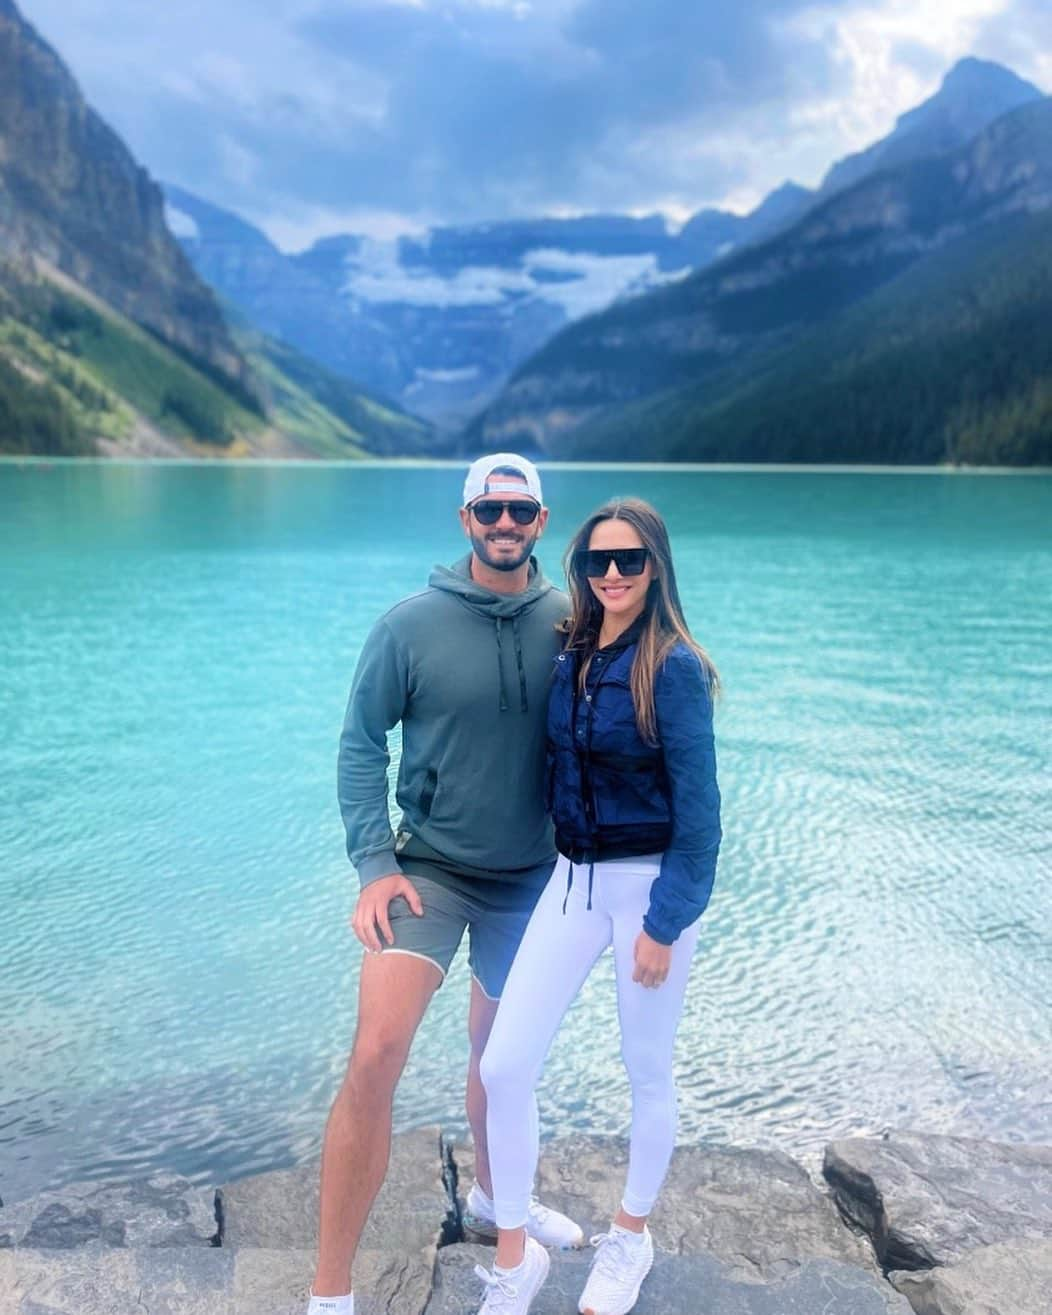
left=2, top=1129, right=1050, bottom=1314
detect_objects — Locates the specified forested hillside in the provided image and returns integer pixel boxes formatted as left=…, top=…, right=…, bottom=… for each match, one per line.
left=563, top=209, right=1052, bottom=465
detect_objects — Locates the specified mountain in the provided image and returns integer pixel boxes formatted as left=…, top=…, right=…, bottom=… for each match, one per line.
left=0, top=259, right=432, bottom=458
left=470, top=95, right=1052, bottom=464
left=166, top=192, right=678, bottom=427
left=166, top=186, right=821, bottom=430
left=556, top=207, right=1052, bottom=466
left=677, top=183, right=815, bottom=266
left=820, top=58, right=1043, bottom=199
left=0, top=0, right=430, bottom=459
left=169, top=62, right=1038, bottom=437
left=162, top=186, right=396, bottom=411
left=0, top=0, right=249, bottom=394
left=234, top=318, right=433, bottom=459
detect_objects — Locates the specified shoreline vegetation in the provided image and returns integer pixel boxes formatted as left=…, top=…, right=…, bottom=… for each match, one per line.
left=1, top=1128, right=1050, bottom=1313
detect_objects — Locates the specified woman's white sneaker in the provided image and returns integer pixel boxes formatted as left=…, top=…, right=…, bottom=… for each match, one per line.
left=464, top=1181, right=585, bottom=1249
left=474, top=1236, right=551, bottom=1314
left=578, top=1225, right=654, bottom=1315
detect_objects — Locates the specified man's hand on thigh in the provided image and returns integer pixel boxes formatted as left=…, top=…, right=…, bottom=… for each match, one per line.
left=351, top=874, right=424, bottom=953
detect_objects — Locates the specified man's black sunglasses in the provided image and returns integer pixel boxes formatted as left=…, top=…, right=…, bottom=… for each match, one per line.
left=574, top=547, right=650, bottom=577
left=470, top=500, right=540, bottom=525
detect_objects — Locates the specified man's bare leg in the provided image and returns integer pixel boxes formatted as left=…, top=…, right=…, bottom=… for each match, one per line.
left=312, top=952, right=442, bottom=1298
left=465, top=977, right=500, bottom=1197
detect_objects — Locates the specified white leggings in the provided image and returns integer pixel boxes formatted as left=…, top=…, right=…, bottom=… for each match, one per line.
left=480, top=853, right=701, bottom=1227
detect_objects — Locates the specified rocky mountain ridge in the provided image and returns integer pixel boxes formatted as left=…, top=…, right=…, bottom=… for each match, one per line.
left=472, top=93, right=1052, bottom=459
left=0, top=0, right=432, bottom=459
left=166, top=186, right=817, bottom=431
left=167, top=58, right=1040, bottom=436
left=0, top=0, right=249, bottom=394
left=819, top=56, right=1042, bottom=198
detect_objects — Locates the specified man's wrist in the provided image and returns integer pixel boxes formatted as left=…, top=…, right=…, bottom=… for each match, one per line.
left=356, top=849, right=401, bottom=886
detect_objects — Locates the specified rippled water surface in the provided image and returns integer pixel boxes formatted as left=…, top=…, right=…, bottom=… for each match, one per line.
left=2, top=461, right=1050, bottom=1202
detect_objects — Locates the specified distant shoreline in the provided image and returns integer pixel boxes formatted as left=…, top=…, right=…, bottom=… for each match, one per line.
left=4, top=455, right=1052, bottom=475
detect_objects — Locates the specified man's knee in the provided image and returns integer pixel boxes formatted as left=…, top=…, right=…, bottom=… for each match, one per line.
left=344, top=951, right=441, bottom=1100
left=346, top=1028, right=413, bottom=1096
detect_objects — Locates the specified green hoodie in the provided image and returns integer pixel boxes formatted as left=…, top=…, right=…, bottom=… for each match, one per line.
left=338, top=554, right=570, bottom=886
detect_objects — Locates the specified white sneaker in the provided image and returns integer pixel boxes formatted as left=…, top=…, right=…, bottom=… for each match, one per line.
left=474, top=1235, right=551, bottom=1314
left=578, top=1225, right=654, bottom=1315
left=306, top=1290, right=353, bottom=1314
left=464, top=1181, right=585, bottom=1250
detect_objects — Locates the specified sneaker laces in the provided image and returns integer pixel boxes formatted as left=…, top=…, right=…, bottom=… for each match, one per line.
left=527, top=1197, right=550, bottom=1224
left=473, top=1264, right=519, bottom=1313
left=588, top=1229, right=638, bottom=1282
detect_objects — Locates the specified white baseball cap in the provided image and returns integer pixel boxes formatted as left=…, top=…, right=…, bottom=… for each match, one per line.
left=462, top=452, right=543, bottom=507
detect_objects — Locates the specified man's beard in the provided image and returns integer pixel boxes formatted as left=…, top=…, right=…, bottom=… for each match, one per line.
left=470, top=529, right=537, bottom=573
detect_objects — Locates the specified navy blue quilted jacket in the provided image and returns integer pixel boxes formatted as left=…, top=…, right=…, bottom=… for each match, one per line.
left=547, top=623, right=721, bottom=944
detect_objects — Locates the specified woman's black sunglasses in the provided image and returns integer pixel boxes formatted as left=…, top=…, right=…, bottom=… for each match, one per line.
left=470, top=500, right=540, bottom=525
left=574, top=547, right=650, bottom=577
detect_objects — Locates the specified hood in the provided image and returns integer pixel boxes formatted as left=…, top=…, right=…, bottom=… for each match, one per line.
left=428, top=553, right=558, bottom=713
left=428, top=553, right=555, bottom=619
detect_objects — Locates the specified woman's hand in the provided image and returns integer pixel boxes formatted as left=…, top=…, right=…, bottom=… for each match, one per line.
left=632, top=930, right=672, bottom=989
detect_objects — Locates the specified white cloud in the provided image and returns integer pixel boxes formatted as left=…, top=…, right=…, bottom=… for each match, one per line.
left=522, top=249, right=686, bottom=317
left=17, top=0, right=1046, bottom=246
left=343, top=240, right=537, bottom=305
left=164, top=203, right=199, bottom=240
left=786, top=0, right=1015, bottom=162
left=255, top=206, right=429, bottom=252
left=217, top=135, right=260, bottom=188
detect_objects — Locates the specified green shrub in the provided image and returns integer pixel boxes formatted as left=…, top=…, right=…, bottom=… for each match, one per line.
left=160, top=386, right=231, bottom=444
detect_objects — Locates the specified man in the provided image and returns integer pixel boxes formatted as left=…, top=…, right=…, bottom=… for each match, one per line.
left=308, top=454, right=582, bottom=1315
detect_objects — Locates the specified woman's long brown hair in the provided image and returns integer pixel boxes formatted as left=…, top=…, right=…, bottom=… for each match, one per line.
left=563, top=497, right=719, bottom=745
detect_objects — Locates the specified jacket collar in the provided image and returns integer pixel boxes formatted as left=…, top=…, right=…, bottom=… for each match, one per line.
left=597, top=612, right=647, bottom=655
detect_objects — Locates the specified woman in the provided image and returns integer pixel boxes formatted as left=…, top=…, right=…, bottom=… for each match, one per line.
left=474, top=497, right=722, bottom=1315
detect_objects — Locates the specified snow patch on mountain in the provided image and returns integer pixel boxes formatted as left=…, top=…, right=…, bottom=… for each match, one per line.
left=339, top=239, right=686, bottom=314
left=521, top=249, right=691, bottom=316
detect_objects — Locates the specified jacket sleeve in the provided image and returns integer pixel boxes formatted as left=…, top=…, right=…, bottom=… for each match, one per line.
left=643, top=646, right=721, bottom=944
left=337, top=618, right=410, bottom=888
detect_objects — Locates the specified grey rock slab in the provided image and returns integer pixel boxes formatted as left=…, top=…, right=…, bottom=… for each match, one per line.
left=890, top=1239, right=1052, bottom=1315
left=0, top=1176, right=218, bottom=1250
left=220, top=1125, right=455, bottom=1255
left=452, top=1136, right=875, bottom=1280
left=426, top=1243, right=913, bottom=1315
left=0, top=1245, right=434, bottom=1315
left=823, top=1132, right=1052, bottom=1270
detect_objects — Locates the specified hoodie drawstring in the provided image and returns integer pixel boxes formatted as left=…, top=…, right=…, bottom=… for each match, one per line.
left=512, top=615, right=528, bottom=713
left=495, top=618, right=509, bottom=712
left=494, top=616, right=528, bottom=714
left=561, top=859, right=596, bottom=914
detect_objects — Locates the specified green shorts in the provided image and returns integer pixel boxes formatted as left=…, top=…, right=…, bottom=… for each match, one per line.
left=384, top=836, right=553, bottom=999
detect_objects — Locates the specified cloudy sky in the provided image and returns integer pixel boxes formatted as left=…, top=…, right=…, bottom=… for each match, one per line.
left=18, top=0, right=1052, bottom=249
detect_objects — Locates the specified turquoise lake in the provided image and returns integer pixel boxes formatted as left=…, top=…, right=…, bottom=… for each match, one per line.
left=1, top=461, right=1050, bottom=1203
